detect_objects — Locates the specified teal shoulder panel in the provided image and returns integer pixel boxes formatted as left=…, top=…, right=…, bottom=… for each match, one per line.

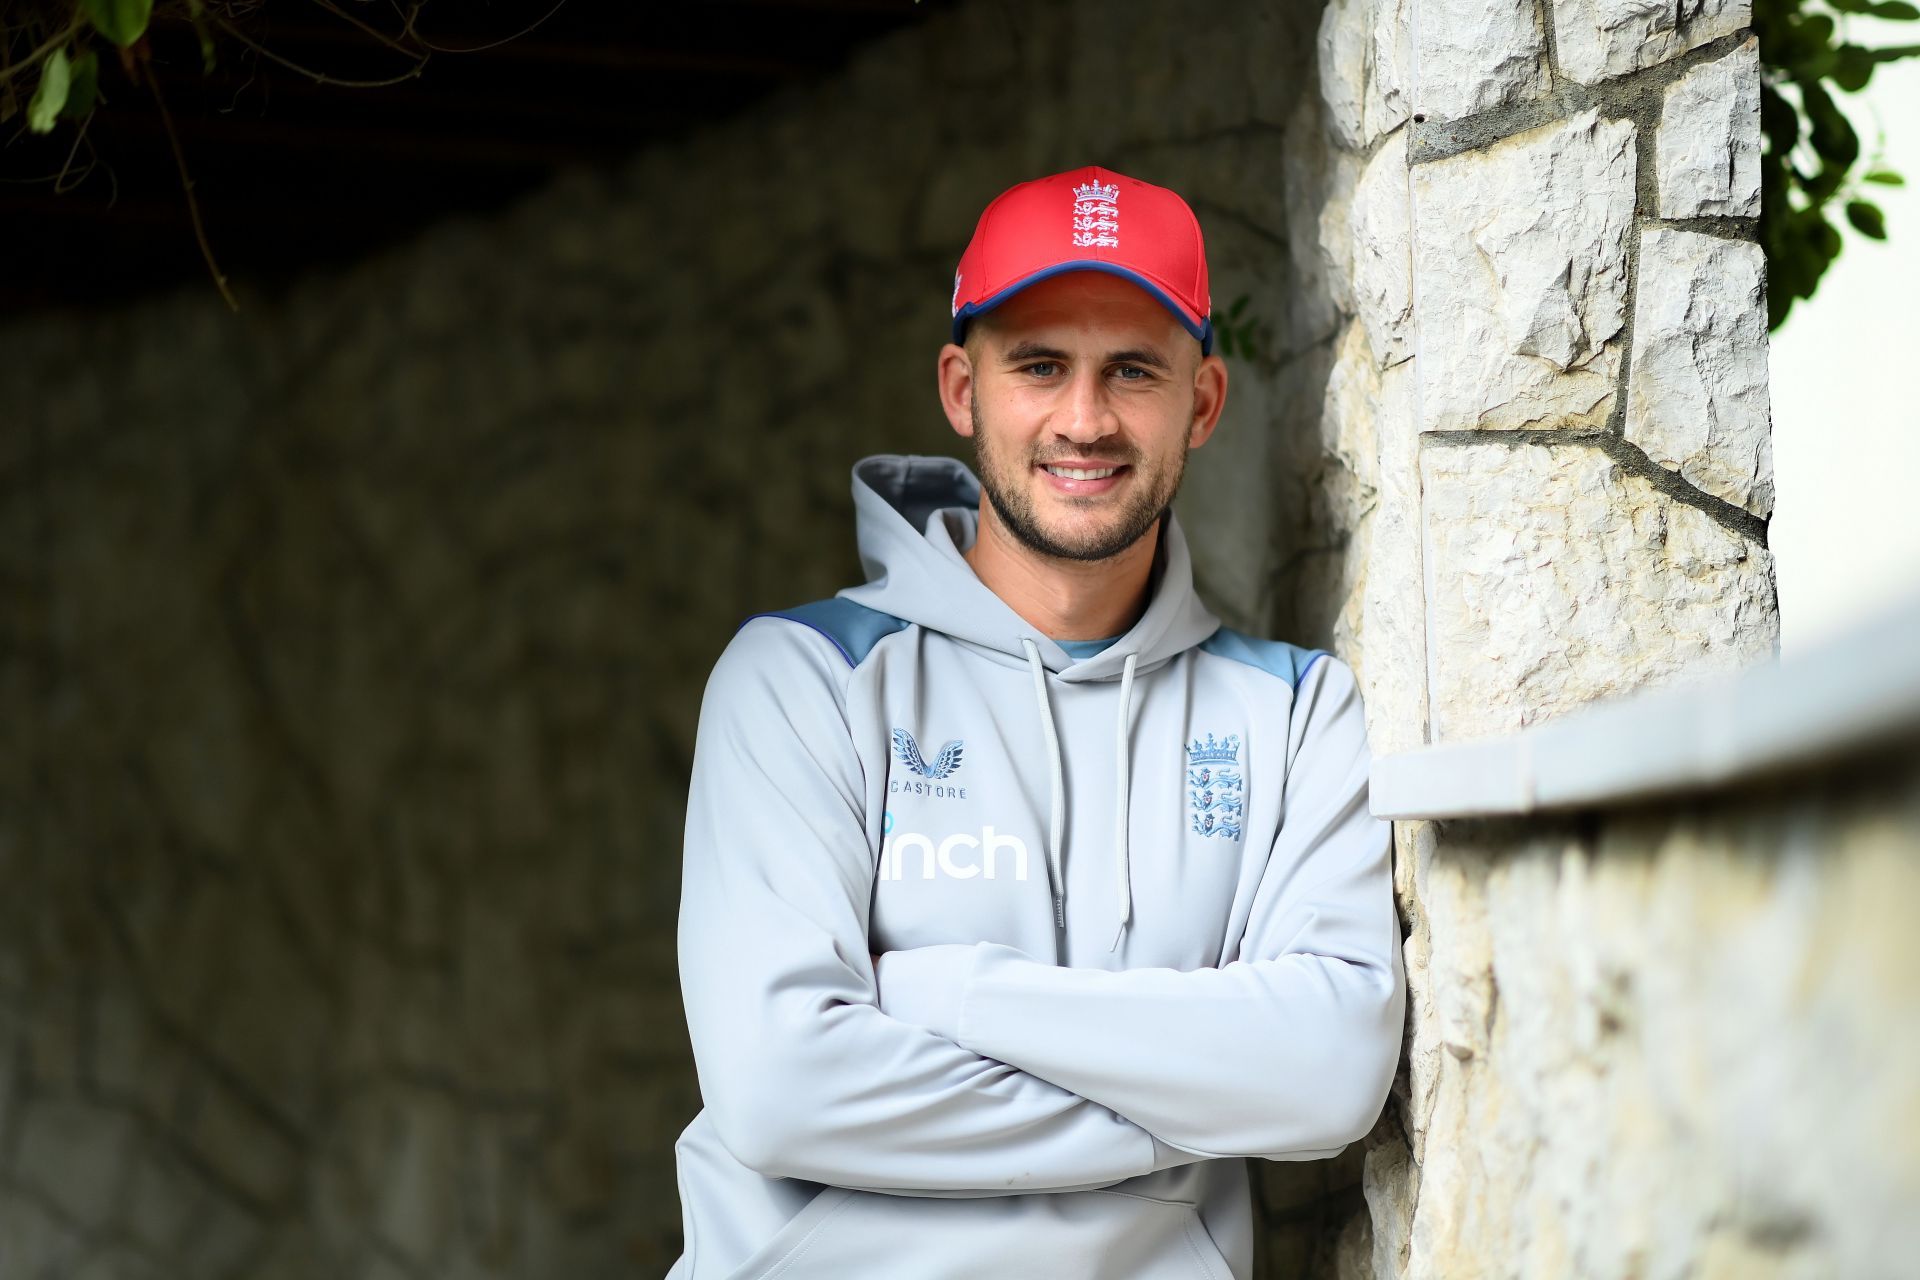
left=1197, top=625, right=1328, bottom=690
left=738, top=597, right=911, bottom=669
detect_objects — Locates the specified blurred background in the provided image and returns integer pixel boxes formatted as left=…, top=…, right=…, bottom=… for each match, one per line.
left=2, top=1, right=1915, bottom=1277
left=1769, top=11, right=1920, bottom=653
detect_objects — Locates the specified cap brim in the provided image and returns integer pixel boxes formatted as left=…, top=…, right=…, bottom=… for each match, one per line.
left=952, top=261, right=1213, bottom=357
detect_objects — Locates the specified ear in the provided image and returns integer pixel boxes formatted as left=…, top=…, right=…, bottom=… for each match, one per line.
left=1187, top=351, right=1228, bottom=448
left=937, top=341, right=977, bottom=439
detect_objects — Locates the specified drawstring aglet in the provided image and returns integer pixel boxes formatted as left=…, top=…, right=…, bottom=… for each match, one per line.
left=1054, top=896, right=1065, bottom=929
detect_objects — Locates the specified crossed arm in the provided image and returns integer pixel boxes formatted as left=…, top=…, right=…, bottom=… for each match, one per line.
left=679, top=619, right=1404, bottom=1197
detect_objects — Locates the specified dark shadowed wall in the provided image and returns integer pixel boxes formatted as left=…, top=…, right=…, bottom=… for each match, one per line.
left=0, top=1, right=1380, bottom=1275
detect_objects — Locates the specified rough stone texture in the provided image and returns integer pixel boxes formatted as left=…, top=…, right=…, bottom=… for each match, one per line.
left=1628, top=228, right=1775, bottom=517
left=1551, top=0, right=1753, bottom=85
left=1412, top=0, right=1550, bottom=123
left=1319, top=323, right=1386, bottom=675
left=1356, top=357, right=1425, bottom=756
left=1351, top=127, right=1415, bottom=369
left=1421, top=440, right=1778, bottom=740
left=1285, top=80, right=1364, bottom=346
left=1326, top=321, right=1428, bottom=757
left=1391, top=746, right=1920, bottom=1280
left=0, top=2, right=1344, bottom=1276
left=1656, top=37, right=1762, bottom=218
left=1319, top=0, right=1373, bottom=150
left=1318, top=0, right=1414, bottom=150
left=1411, top=110, right=1637, bottom=433
left=1367, top=0, right=1415, bottom=143
left=1337, top=4, right=1799, bottom=1278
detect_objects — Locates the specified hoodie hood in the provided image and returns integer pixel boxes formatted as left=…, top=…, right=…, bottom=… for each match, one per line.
left=835, top=453, right=1222, bottom=682
left=837, top=452, right=1224, bottom=952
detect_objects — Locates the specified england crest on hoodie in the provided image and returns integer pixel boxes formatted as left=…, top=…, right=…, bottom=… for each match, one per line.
left=667, top=454, right=1405, bottom=1280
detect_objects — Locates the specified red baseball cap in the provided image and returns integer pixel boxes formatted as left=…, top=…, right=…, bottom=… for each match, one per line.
left=950, top=165, right=1214, bottom=356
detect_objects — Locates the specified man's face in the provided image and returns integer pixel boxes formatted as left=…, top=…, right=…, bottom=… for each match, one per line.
left=943, top=270, right=1226, bottom=563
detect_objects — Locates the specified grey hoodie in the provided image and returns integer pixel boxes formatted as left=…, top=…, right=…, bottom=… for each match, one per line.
left=667, top=453, right=1405, bottom=1280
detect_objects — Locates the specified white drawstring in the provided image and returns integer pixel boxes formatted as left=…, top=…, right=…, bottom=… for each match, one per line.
left=1020, top=638, right=1068, bottom=932
left=1109, top=649, right=1138, bottom=953
left=1020, top=639, right=1141, bottom=953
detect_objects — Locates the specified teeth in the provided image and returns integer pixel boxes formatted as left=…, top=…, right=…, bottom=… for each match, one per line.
left=1044, top=465, right=1118, bottom=480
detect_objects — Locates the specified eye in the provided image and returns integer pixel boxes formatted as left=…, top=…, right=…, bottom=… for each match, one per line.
left=1113, top=364, right=1150, bottom=381
left=1024, top=362, right=1060, bottom=379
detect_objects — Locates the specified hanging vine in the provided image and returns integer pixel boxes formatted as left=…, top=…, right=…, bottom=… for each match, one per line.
left=1, top=0, right=565, bottom=310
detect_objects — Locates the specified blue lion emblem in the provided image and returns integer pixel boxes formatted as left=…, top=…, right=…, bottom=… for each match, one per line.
left=1190, top=790, right=1245, bottom=818
left=892, top=728, right=964, bottom=780
left=1185, top=732, right=1244, bottom=841
left=1190, top=811, right=1244, bottom=840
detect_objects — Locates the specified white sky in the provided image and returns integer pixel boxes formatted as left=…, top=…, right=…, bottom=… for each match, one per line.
left=1767, top=20, right=1920, bottom=657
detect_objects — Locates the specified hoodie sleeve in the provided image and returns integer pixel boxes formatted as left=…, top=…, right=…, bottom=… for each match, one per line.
left=872, top=654, right=1406, bottom=1161
left=677, top=617, right=1206, bottom=1195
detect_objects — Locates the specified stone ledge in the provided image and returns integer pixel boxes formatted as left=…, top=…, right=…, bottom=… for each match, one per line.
left=1370, top=588, right=1920, bottom=819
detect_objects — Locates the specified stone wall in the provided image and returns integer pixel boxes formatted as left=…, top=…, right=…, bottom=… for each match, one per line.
left=1299, top=2, right=1906, bottom=1277
left=1312, top=0, right=1778, bottom=759
left=0, top=3, right=1365, bottom=1276
left=1376, top=739, right=1920, bottom=1279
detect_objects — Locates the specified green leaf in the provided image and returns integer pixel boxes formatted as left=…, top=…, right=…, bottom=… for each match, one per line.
left=1846, top=199, right=1888, bottom=238
left=1806, top=161, right=1848, bottom=202
left=61, top=50, right=100, bottom=118
left=1863, top=169, right=1906, bottom=184
left=1869, top=43, right=1920, bottom=61
left=1832, top=43, right=1874, bottom=91
left=1760, top=83, right=1800, bottom=154
left=81, top=0, right=152, bottom=48
left=1866, top=0, right=1919, bottom=18
left=1802, top=80, right=1860, bottom=167
left=1804, top=211, right=1843, bottom=262
left=26, top=47, right=70, bottom=134
left=188, top=0, right=217, bottom=71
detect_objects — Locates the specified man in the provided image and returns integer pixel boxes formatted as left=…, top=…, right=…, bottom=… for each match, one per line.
left=666, top=165, right=1405, bottom=1280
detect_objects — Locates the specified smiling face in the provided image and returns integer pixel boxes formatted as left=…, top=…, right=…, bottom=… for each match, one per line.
left=938, top=270, right=1228, bottom=564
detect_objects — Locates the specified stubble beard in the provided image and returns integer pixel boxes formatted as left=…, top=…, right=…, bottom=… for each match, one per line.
left=968, top=393, right=1191, bottom=564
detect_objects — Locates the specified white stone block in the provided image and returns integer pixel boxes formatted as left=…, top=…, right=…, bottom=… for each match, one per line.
left=1413, top=0, right=1550, bottom=122
left=1551, top=0, right=1752, bottom=85
left=1367, top=0, right=1415, bottom=143
left=1353, top=342, right=1428, bottom=754
left=1627, top=228, right=1774, bottom=517
left=1319, top=0, right=1372, bottom=150
left=1656, top=37, right=1762, bottom=218
left=1321, top=323, right=1385, bottom=665
left=1287, top=83, right=1365, bottom=338
left=1320, top=0, right=1415, bottom=149
left=1353, top=127, right=1416, bottom=369
left=1422, top=440, right=1778, bottom=741
left=1411, top=110, right=1637, bottom=432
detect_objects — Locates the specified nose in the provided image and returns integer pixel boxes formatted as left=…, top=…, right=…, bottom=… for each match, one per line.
left=1055, top=365, right=1120, bottom=445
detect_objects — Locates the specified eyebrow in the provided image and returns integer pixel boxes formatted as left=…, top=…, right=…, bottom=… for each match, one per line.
left=1001, top=341, right=1174, bottom=372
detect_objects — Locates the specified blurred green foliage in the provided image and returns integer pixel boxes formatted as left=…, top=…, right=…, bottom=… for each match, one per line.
left=1758, top=0, right=1918, bottom=328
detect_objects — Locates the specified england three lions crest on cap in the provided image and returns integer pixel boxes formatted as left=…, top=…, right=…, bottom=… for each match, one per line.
left=1072, top=180, right=1120, bottom=248
left=1186, top=733, right=1244, bottom=841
